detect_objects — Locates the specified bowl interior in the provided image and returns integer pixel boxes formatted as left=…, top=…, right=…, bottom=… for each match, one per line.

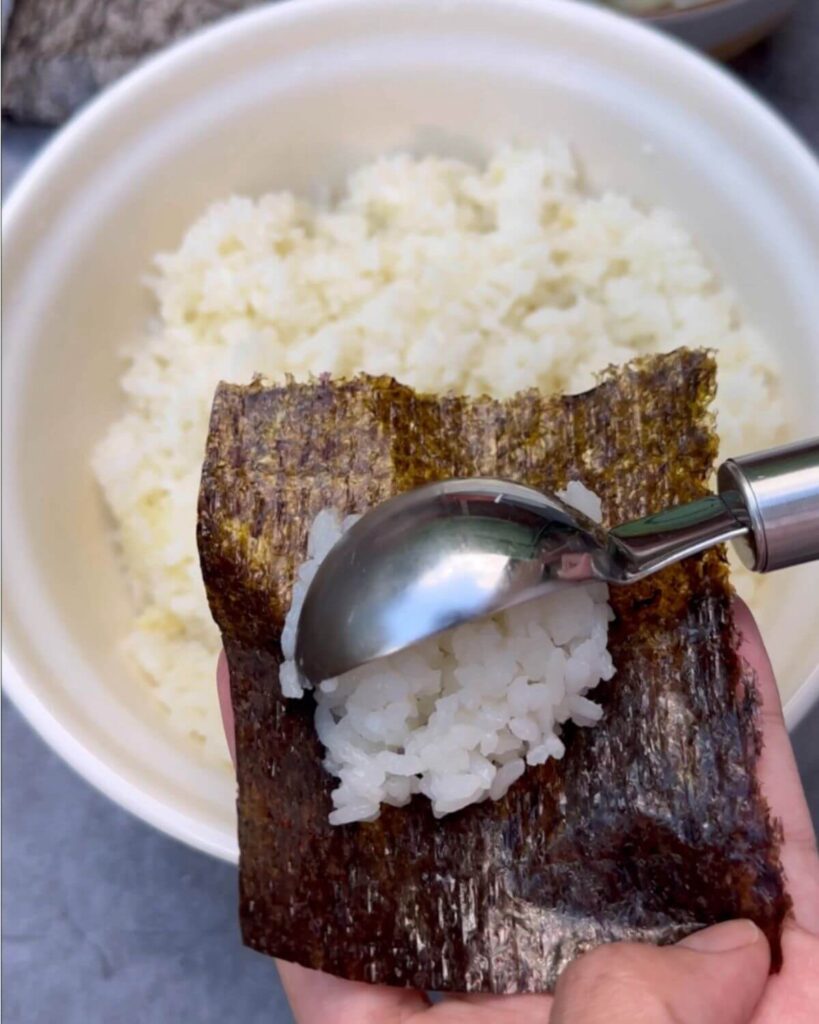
left=4, top=0, right=819, bottom=860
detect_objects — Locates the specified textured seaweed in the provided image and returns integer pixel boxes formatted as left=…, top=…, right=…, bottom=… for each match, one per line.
left=197, top=349, right=789, bottom=993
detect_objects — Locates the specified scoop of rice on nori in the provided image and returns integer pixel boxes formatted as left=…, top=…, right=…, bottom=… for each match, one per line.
left=197, top=348, right=789, bottom=993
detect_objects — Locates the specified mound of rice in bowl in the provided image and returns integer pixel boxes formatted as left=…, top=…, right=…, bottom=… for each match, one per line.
left=93, top=143, right=787, bottom=766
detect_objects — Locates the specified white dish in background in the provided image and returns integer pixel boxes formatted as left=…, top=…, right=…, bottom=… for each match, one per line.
left=4, top=0, right=819, bottom=863
left=639, top=0, right=798, bottom=58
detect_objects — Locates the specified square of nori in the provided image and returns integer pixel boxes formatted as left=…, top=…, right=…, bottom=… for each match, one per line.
left=197, top=349, right=789, bottom=993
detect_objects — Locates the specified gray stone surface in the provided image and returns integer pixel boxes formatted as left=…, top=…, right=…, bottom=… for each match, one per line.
left=2, top=0, right=267, bottom=124
left=2, top=4, right=818, bottom=1021
left=1, top=702, right=296, bottom=1024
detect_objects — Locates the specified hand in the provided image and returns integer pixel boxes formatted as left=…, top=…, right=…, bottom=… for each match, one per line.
left=217, top=599, right=819, bottom=1023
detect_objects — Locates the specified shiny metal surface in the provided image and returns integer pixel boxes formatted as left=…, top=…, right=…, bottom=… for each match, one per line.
left=718, top=438, right=819, bottom=572
left=297, top=436, right=819, bottom=682
left=609, top=494, right=749, bottom=576
left=296, top=479, right=608, bottom=682
left=295, top=478, right=751, bottom=683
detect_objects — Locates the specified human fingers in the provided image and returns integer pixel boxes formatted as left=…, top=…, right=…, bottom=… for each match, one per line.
left=732, top=599, right=819, bottom=933
left=551, top=921, right=769, bottom=1024
left=276, top=960, right=430, bottom=1024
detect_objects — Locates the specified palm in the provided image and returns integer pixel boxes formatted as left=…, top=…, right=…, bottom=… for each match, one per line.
left=219, top=600, right=819, bottom=1024
left=275, top=967, right=554, bottom=1024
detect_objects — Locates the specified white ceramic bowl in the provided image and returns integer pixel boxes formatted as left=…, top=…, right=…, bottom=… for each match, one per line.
left=4, top=0, right=819, bottom=863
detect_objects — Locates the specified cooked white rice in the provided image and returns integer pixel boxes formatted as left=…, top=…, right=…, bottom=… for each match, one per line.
left=281, top=484, right=614, bottom=824
left=92, top=144, right=787, bottom=768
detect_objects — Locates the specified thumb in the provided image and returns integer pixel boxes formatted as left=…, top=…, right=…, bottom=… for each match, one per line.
left=551, top=920, right=770, bottom=1024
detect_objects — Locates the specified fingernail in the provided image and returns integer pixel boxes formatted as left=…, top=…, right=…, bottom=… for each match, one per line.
left=678, top=920, right=762, bottom=953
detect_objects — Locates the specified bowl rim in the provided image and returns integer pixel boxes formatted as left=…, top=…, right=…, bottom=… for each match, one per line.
left=4, top=0, right=819, bottom=862
left=2, top=650, right=238, bottom=860
left=637, top=0, right=792, bottom=24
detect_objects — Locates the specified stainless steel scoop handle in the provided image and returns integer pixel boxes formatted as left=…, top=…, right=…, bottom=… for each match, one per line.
left=609, top=437, right=819, bottom=580
left=718, top=437, right=819, bottom=572
left=296, top=438, right=819, bottom=683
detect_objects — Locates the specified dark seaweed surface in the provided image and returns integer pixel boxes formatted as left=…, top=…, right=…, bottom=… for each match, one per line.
left=197, top=350, right=789, bottom=992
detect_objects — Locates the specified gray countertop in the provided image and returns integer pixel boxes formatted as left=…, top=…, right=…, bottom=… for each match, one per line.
left=3, top=5, right=818, bottom=1021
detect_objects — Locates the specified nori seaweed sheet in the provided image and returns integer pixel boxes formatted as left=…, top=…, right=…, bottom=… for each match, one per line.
left=197, top=349, right=789, bottom=993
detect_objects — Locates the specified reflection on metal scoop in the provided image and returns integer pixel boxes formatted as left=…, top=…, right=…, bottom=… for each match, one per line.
left=296, top=439, right=819, bottom=684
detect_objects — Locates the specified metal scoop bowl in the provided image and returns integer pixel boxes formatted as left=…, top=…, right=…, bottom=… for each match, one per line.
left=295, top=439, right=819, bottom=684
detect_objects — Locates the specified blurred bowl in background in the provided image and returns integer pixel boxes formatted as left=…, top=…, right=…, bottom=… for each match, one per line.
left=637, top=0, right=798, bottom=58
